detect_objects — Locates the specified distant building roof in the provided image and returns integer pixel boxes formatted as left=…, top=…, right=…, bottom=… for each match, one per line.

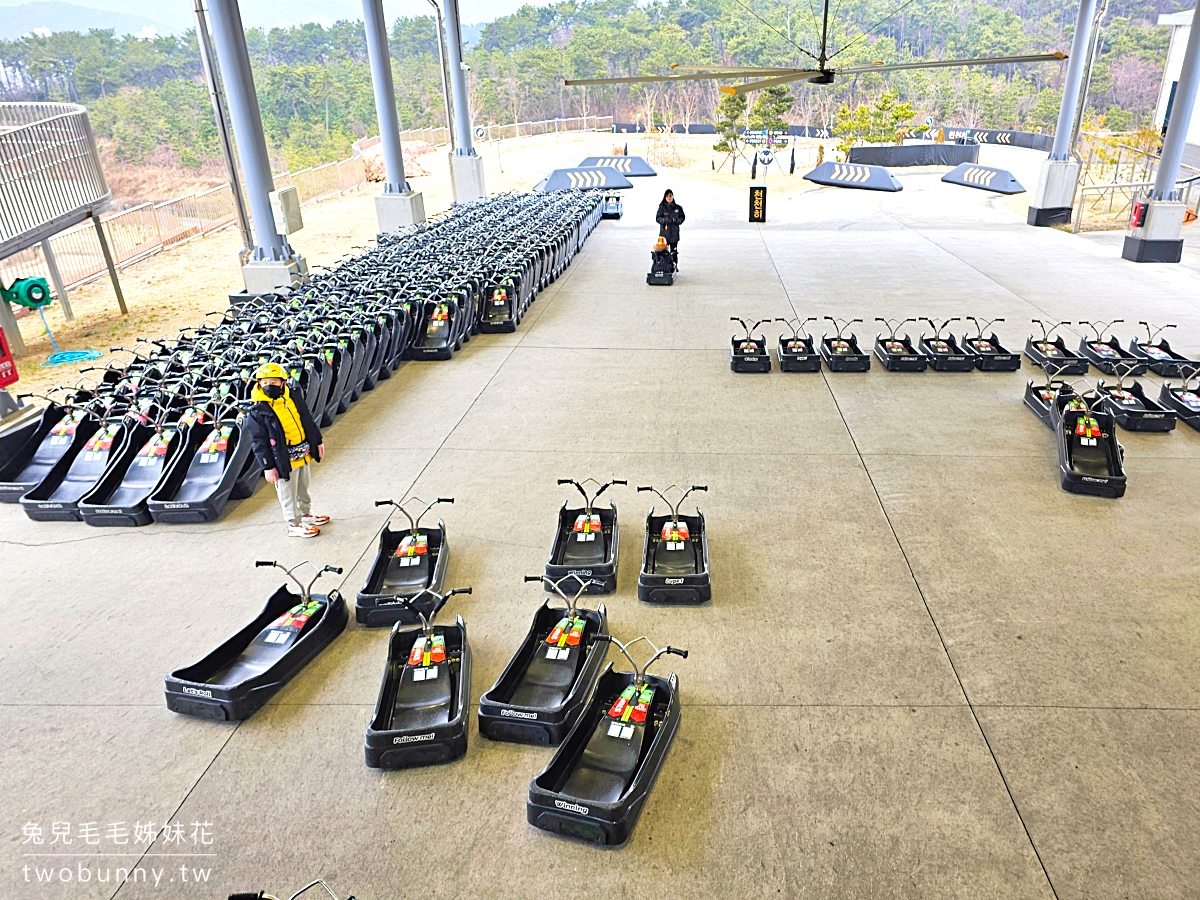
left=1158, top=9, right=1193, bottom=26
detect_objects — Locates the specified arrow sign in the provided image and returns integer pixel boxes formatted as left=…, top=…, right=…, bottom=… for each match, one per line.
left=803, top=160, right=903, bottom=192
left=941, top=162, right=1025, bottom=195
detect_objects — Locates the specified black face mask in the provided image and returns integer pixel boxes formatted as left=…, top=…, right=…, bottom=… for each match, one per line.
left=261, top=383, right=284, bottom=400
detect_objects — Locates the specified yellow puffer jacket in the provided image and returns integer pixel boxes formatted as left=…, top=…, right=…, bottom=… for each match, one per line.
left=250, top=384, right=310, bottom=468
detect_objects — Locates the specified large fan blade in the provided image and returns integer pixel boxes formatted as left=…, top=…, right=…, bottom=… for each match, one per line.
left=718, top=71, right=827, bottom=94
left=564, top=71, right=771, bottom=86
left=836, top=51, right=1066, bottom=75
left=668, top=64, right=802, bottom=74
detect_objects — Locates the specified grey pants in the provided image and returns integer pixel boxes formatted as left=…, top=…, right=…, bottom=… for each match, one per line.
left=274, top=464, right=312, bottom=524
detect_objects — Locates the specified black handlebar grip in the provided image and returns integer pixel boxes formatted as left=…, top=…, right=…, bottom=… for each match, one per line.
left=326, top=566, right=343, bottom=574
left=374, top=499, right=391, bottom=506
left=556, top=479, right=571, bottom=484
left=613, top=479, right=628, bottom=485
left=637, top=486, right=652, bottom=491
left=667, top=646, right=689, bottom=658
left=524, top=575, right=543, bottom=582
left=693, top=485, right=708, bottom=492
left=254, top=560, right=274, bottom=568
left=227, top=893, right=265, bottom=900
left=438, top=497, right=455, bottom=504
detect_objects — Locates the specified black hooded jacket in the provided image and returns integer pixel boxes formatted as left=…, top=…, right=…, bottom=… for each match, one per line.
left=656, top=200, right=685, bottom=243
left=244, top=388, right=323, bottom=481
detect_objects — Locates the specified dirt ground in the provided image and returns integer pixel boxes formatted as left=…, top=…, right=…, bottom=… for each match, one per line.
left=6, top=130, right=830, bottom=398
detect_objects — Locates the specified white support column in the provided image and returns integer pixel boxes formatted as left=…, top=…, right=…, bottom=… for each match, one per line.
left=363, top=0, right=425, bottom=232
left=207, top=0, right=306, bottom=293
left=441, top=0, right=485, bottom=202
left=1028, top=0, right=1099, bottom=226
left=1122, top=7, right=1200, bottom=262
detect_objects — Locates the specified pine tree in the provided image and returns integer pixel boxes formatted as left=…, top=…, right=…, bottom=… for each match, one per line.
left=712, top=91, right=747, bottom=153
left=748, top=86, right=794, bottom=132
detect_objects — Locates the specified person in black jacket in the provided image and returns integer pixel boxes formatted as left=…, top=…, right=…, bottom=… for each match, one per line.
left=656, top=189, right=685, bottom=264
left=245, top=362, right=328, bottom=538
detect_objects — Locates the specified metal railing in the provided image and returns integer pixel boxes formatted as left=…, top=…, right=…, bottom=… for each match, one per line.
left=0, top=102, right=111, bottom=259
left=0, top=156, right=367, bottom=299
left=387, top=115, right=613, bottom=148
left=1074, top=175, right=1200, bottom=233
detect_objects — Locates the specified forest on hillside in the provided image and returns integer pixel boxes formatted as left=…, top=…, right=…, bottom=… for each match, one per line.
left=0, top=0, right=1185, bottom=172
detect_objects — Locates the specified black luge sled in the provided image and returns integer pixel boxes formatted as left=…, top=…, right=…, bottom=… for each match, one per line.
left=0, top=403, right=41, bottom=471
left=357, top=496, right=452, bottom=626
left=479, top=575, right=609, bottom=746
left=80, top=402, right=191, bottom=526
left=962, top=317, right=1021, bottom=371
left=874, top=318, right=927, bottom=372
left=21, top=408, right=136, bottom=522
left=730, top=318, right=771, bottom=373
left=546, top=479, right=625, bottom=594
left=1023, top=365, right=1073, bottom=429
left=1127, top=322, right=1200, bottom=377
left=918, top=317, right=973, bottom=372
left=1158, top=367, right=1200, bottom=431
left=0, top=401, right=95, bottom=503
left=227, top=879, right=353, bottom=900
left=1095, top=366, right=1175, bottom=432
left=636, top=484, right=710, bottom=604
left=407, top=299, right=459, bottom=361
left=646, top=246, right=676, bottom=286
left=364, top=586, right=473, bottom=769
left=775, top=317, right=821, bottom=372
left=1025, top=319, right=1088, bottom=375
left=480, top=282, right=517, bottom=334
left=165, top=560, right=347, bottom=721
left=147, top=403, right=258, bottom=524
left=1049, top=387, right=1126, bottom=498
left=1078, top=320, right=1145, bottom=375
left=820, top=317, right=870, bottom=372
left=528, top=636, right=687, bottom=846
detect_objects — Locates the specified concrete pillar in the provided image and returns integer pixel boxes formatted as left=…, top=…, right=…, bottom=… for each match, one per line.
left=441, top=0, right=485, bottom=201
left=195, top=0, right=253, bottom=261
left=1028, top=0, right=1099, bottom=226
left=363, top=0, right=425, bottom=232
left=1122, top=11, right=1200, bottom=262
left=205, top=0, right=306, bottom=291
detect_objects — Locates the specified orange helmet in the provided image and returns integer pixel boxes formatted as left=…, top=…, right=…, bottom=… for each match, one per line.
left=654, top=236, right=668, bottom=251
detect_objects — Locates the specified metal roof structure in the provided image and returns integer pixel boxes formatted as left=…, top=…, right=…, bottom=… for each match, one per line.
left=0, top=103, right=111, bottom=260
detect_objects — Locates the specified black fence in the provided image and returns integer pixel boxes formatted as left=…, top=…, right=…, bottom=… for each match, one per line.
left=609, top=122, right=1053, bottom=150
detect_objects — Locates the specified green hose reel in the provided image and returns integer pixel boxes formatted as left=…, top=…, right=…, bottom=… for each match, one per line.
left=2, top=276, right=52, bottom=309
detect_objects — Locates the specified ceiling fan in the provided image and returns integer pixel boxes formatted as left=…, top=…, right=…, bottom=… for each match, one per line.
left=564, top=0, right=1066, bottom=95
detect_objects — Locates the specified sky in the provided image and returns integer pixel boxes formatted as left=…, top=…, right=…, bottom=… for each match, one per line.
left=0, top=0, right=527, bottom=34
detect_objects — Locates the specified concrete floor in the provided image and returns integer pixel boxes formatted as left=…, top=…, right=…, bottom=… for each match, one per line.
left=4, top=147, right=1200, bottom=899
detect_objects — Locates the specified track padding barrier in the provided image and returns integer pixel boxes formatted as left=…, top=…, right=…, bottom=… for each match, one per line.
left=577, top=156, right=657, bottom=176
left=941, top=163, right=1026, bottom=194
left=535, top=167, right=634, bottom=191
left=803, top=161, right=903, bottom=192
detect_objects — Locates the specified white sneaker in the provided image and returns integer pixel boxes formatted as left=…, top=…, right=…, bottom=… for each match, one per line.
left=301, top=514, right=330, bottom=526
left=288, top=523, right=320, bottom=538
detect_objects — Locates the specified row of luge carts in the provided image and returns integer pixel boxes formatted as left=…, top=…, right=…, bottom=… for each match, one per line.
left=731, top=315, right=1027, bottom=374
left=732, top=314, right=1200, bottom=501
left=164, top=479, right=712, bottom=847
left=0, top=192, right=604, bottom=525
